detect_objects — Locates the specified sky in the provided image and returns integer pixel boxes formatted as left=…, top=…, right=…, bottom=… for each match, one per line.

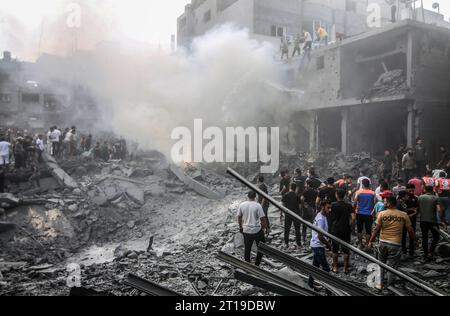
left=0, top=0, right=448, bottom=60
left=0, top=0, right=190, bottom=50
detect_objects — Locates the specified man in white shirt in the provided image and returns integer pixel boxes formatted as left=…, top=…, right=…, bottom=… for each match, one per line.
left=51, top=127, right=61, bottom=157
left=0, top=137, right=11, bottom=166
left=36, top=135, right=45, bottom=162
left=237, top=191, right=270, bottom=266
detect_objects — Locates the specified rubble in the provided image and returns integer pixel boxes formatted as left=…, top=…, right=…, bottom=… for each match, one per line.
left=169, top=165, right=225, bottom=200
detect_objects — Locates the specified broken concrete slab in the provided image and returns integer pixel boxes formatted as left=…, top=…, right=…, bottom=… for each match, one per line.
left=169, top=165, right=223, bottom=200
left=0, top=193, right=21, bottom=206
left=96, top=176, right=145, bottom=205
left=43, top=153, right=78, bottom=189
left=0, top=222, right=16, bottom=233
left=0, top=262, right=27, bottom=272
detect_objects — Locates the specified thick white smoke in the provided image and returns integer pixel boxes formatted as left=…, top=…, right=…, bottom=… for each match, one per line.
left=84, top=25, right=296, bottom=156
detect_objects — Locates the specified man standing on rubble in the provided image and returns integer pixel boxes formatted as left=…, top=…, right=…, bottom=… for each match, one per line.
left=368, top=195, right=415, bottom=290
left=315, top=24, right=328, bottom=47
left=402, top=148, right=416, bottom=182
left=401, top=184, right=419, bottom=257
left=237, top=191, right=270, bottom=266
left=292, top=34, right=301, bottom=57
left=51, top=126, right=61, bottom=158
left=0, top=136, right=11, bottom=167
left=279, top=170, right=291, bottom=196
left=329, top=189, right=355, bottom=274
left=396, top=144, right=406, bottom=178
left=0, top=165, right=5, bottom=193
left=293, top=168, right=306, bottom=197
left=257, top=176, right=271, bottom=228
left=418, top=186, right=446, bottom=261
left=302, top=180, right=319, bottom=244
left=35, top=135, right=44, bottom=163
left=354, top=179, right=377, bottom=250
left=437, top=146, right=450, bottom=174
left=415, top=138, right=428, bottom=178
left=308, top=201, right=332, bottom=289
left=382, top=150, right=394, bottom=185
left=316, top=177, right=337, bottom=207
left=282, top=183, right=302, bottom=250
left=280, top=37, right=289, bottom=60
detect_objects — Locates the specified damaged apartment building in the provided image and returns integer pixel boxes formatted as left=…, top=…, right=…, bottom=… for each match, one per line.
left=0, top=51, right=98, bottom=131
left=178, top=0, right=450, bottom=163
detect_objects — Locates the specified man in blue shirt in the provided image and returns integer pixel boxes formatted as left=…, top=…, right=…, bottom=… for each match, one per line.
left=309, top=201, right=332, bottom=289
left=354, top=179, right=377, bottom=250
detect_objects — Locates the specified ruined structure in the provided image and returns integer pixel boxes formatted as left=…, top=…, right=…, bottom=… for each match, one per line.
left=0, top=51, right=98, bottom=131
left=289, top=19, right=450, bottom=164
left=177, top=0, right=450, bottom=164
left=177, top=0, right=410, bottom=48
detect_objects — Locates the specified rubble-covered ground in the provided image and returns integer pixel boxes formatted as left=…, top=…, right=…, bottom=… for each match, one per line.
left=1, top=150, right=449, bottom=296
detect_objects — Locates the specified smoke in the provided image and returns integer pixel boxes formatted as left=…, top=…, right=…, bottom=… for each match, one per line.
left=1, top=0, right=298, bottom=156
left=76, top=25, right=296, bottom=156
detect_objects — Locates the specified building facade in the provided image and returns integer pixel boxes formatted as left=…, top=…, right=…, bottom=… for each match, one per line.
left=288, top=20, right=450, bottom=163
left=177, top=0, right=408, bottom=47
left=0, top=51, right=98, bottom=131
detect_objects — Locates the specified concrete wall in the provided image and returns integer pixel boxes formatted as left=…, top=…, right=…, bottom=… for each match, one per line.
left=413, top=27, right=450, bottom=101
left=296, top=46, right=341, bottom=111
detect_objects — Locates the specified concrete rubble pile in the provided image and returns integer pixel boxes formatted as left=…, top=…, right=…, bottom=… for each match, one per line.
left=365, top=69, right=408, bottom=100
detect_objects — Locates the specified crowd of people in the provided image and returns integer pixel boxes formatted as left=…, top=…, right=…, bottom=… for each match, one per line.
left=280, top=24, right=329, bottom=61
left=0, top=125, right=130, bottom=193
left=237, top=139, right=450, bottom=291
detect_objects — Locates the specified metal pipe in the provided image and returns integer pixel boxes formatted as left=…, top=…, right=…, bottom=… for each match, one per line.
left=217, top=251, right=319, bottom=296
left=226, top=168, right=445, bottom=296
left=258, top=243, right=375, bottom=296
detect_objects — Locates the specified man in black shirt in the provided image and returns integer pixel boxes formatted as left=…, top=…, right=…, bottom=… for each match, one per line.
left=307, top=168, right=323, bottom=190
left=282, top=183, right=302, bottom=249
left=293, top=168, right=306, bottom=197
left=329, top=189, right=355, bottom=274
left=257, top=176, right=271, bottom=228
left=301, top=180, right=318, bottom=244
left=316, top=177, right=337, bottom=207
left=401, top=184, right=419, bottom=257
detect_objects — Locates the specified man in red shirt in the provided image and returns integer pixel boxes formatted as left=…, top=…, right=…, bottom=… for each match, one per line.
left=409, top=176, right=424, bottom=197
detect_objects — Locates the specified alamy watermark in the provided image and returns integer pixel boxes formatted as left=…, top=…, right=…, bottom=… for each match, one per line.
left=171, top=119, right=280, bottom=174
left=66, top=2, right=82, bottom=28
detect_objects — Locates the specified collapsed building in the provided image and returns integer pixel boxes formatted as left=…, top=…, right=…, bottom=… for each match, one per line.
left=289, top=19, right=450, bottom=164
left=0, top=51, right=99, bottom=132
left=178, top=0, right=450, bottom=164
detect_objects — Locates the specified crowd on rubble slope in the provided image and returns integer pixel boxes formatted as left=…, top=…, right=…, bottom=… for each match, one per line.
left=237, top=137, right=450, bottom=292
left=0, top=125, right=131, bottom=193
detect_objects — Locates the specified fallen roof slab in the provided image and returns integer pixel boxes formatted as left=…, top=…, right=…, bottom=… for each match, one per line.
left=169, top=165, right=223, bottom=200
left=43, top=153, right=78, bottom=189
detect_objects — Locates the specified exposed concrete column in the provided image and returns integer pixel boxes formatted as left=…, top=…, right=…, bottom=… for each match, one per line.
left=341, top=108, right=349, bottom=154
left=407, top=102, right=416, bottom=148
left=309, top=111, right=319, bottom=152
left=406, top=29, right=413, bottom=89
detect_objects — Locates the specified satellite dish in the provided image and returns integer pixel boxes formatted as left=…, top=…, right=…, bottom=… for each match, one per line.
left=432, top=2, right=440, bottom=9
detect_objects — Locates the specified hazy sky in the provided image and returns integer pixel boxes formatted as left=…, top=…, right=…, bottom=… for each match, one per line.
left=0, top=0, right=190, bottom=44
left=0, top=0, right=448, bottom=56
